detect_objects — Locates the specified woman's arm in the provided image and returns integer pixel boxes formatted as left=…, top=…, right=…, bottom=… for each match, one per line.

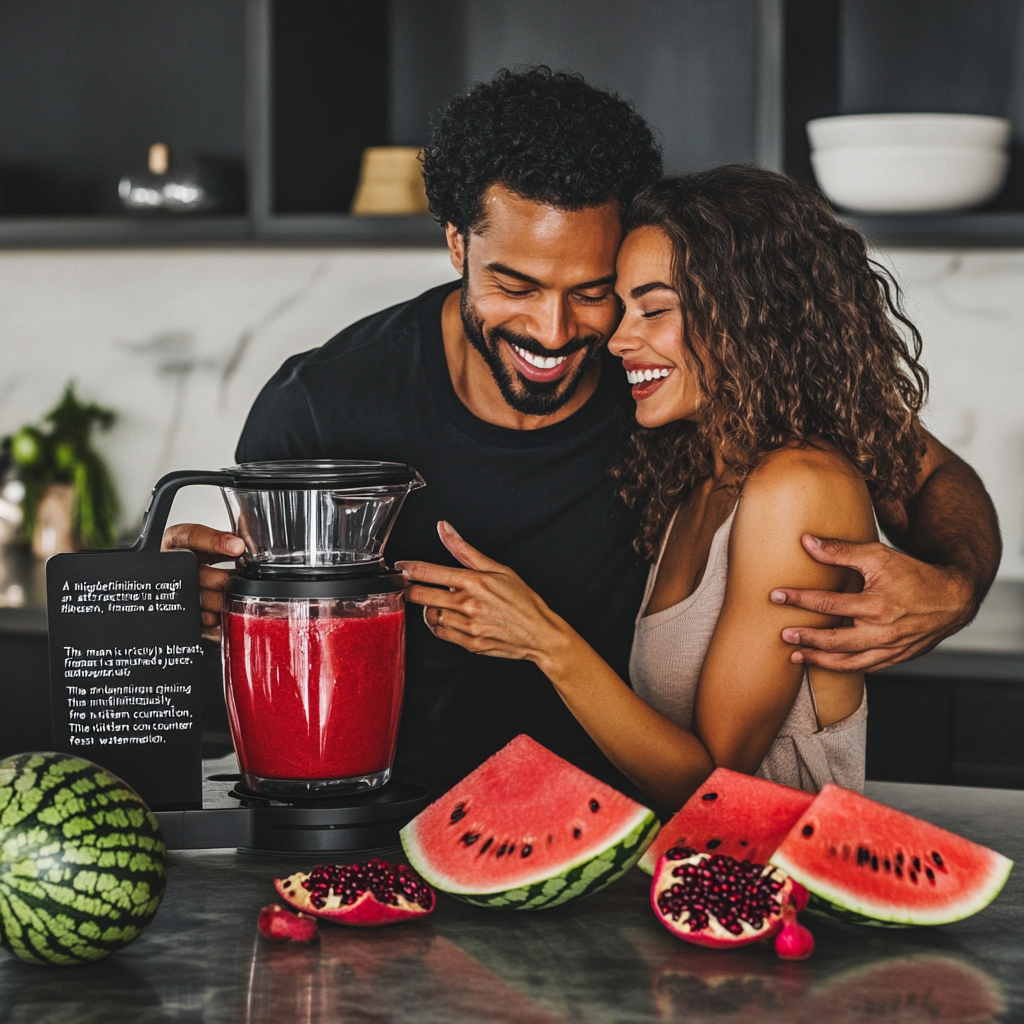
left=693, top=450, right=875, bottom=769
left=770, top=429, right=1001, bottom=672
left=397, top=526, right=715, bottom=809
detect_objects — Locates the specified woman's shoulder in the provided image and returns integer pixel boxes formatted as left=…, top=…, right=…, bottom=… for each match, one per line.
left=743, top=444, right=867, bottom=503
left=733, top=445, right=875, bottom=553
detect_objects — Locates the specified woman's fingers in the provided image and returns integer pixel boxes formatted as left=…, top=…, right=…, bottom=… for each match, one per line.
left=437, top=521, right=506, bottom=572
left=396, top=559, right=477, bottom=589
left=404, top=583, right=464, bottom=611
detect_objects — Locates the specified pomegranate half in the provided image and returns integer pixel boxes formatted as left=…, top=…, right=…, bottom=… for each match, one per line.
left=276, top=859, right=436, bottom=927
left=651, top=847, right=796, bottom=948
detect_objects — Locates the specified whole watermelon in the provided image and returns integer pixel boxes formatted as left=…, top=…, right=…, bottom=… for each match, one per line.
left=0, top=751, right=167, bottom=965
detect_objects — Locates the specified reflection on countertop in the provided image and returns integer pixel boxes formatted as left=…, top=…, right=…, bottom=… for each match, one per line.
left=0, top=781, right=1018, bottom=1023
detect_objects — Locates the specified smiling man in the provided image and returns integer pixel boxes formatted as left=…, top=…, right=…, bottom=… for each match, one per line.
left=167, top=68, right=1000, bottom=800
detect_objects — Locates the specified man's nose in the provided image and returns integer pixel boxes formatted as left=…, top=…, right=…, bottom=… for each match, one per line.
left=533, top=296, right=574, bottom=350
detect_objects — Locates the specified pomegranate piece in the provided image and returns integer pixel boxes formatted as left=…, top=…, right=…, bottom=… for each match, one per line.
left=258, top=903, right=319, bottom=943
left=650, top=846, right=795, bottom=948
left=775, top=905, right=815, bottom=960
left=276, top=859, right=436, bottom=927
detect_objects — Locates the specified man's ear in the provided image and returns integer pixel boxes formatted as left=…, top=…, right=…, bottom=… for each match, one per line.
left=446, top=223, right=465, bottom=275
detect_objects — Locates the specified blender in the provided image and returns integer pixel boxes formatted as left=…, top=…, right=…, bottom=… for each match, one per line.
left=133, top=460, right=431, bottom=851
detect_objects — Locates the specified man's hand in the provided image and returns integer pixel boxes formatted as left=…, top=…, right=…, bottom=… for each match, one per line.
left=769, top=534, right=976, bottom=673
left=161, top=523, right=245, bottom=641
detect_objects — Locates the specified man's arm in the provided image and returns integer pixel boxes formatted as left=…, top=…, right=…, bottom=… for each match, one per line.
left=770, top=429, right=1001, bottom=672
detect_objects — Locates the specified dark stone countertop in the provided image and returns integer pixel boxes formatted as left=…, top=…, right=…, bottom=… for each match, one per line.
left=0, top=780, right=1020, bottom=1023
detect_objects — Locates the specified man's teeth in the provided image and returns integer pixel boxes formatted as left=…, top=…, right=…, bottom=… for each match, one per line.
left=513, top=345, right=567, bottom=370
left=626, top=368, right=672, bottom=384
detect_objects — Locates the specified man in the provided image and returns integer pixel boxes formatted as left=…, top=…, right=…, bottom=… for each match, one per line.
left=166, top=68, right=1000, bottom=799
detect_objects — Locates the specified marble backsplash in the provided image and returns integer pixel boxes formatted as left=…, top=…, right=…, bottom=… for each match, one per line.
left=0, top=245, right=1022, bottom=578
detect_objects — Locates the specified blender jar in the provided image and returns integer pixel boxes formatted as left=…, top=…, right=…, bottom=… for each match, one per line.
left=222, top=589, right=406, bottom=796
left=131, top=460, right=424, bottom=798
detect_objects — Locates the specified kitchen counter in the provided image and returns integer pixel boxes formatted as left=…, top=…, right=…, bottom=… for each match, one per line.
left=0, top=781, right=1019, bottom=1023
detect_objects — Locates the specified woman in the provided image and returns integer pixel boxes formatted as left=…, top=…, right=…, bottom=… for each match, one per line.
left=398, top=167, right=928, bottom=810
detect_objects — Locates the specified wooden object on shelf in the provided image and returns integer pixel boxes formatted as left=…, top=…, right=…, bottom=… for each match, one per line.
left=149, top=143, right=170, bottom=176
left=350, top=148, right=429, bottom=216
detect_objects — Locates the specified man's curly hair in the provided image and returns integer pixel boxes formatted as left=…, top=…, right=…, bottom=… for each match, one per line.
left=422, top=67, right=663, bottom=234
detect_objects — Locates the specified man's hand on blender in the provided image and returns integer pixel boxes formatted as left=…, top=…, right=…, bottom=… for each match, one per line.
left=161, top=523, right=245, bottom=641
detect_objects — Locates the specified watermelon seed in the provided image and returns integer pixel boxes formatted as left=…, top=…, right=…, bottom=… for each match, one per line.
left=508, top=843, right=515, bottom=854
left=910, top=870, right=918, bottom=884
left=496, top=844, right=507, bottom=857
left=461, top=833, right=479, bottom=845
left=895, top=866, right=903, bottom=878
left=884, top=859, right=891, bottom=871
left=450, top=803, right=467, bottom=824
left=896, top=852, right=904, bottom=865
left=573, top=827, right=582, bottom=839
left=479, top=837, right=494, bottom=855
left=521, top=845, right=532, bottom=858
left=925, top=867, right=935, bottom=882
left=801, top=825, right=813, bottom=837
left=702, top=793, right=718, bottom=801
left=912, top=856, right=921, bottom=872
left=932, top=851, right=944, bottom=868
left=739, top=840, right=748, bottom=847
left=871, top=855, right=879, bottom=872
left=706, top=839, right=722, bottom=849
left=589, top=799, right=600, bottom=812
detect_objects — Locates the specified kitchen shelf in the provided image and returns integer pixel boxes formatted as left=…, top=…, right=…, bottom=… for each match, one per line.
left=3, top=0, right=1022, bottom=249
left=0, top=214, right=445, bottom=248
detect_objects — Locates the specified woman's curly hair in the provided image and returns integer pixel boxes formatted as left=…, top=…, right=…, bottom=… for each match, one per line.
left=612, top=166, right=929, bottom=562
left=422, top=66, right=663, bottom=234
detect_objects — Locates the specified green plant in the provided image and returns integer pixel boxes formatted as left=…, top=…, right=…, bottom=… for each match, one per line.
left=6, top=383, right=121, bottom=549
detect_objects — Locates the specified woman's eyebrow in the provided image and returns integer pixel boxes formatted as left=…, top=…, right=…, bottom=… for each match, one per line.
left=630, top=281, right=675, bottom=299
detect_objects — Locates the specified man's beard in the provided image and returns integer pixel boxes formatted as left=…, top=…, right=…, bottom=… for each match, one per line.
left=460, top=287, right=604, bottom=417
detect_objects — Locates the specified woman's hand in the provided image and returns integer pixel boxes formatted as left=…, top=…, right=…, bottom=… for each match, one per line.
left=396, top=522, right=575, bottom=670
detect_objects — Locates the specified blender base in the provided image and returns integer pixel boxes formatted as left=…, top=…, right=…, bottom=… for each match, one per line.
left=241, top=767, right=392, bottom=799
left=154, top=767, right=431, bottom=855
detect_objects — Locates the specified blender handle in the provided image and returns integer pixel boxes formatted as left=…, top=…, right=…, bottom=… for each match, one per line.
left=132, top=470, right=239, bottom=553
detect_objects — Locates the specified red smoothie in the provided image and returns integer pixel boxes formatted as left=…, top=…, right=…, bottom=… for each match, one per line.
left=223, top=605, right=405, bottom=782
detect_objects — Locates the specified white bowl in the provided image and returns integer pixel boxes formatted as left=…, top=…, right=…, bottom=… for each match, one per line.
left=807, top=114, right=1011, bottom=152
left=810, top=144, right=1010, bottom=214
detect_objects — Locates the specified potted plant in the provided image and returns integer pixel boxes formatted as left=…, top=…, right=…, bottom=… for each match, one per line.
left=4, top=384, right=121, bottom=557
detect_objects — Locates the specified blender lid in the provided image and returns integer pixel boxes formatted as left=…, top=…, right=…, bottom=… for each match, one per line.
left=224, top=460, right=424, bottom=489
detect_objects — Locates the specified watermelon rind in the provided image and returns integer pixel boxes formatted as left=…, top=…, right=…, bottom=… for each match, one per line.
left=771, top=854, right=1014, bottom=928
left=0, top=752, right=167, bottom=965
left=405, top=810, right=659, bottom=910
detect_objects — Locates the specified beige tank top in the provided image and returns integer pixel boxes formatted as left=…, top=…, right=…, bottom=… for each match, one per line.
left=630, top=503, right=866, bottom=794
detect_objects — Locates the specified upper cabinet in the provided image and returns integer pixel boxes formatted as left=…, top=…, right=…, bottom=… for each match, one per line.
left=1, top=0, right=1021, bottom=247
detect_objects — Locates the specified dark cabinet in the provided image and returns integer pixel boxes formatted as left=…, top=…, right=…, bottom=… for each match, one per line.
left=866, top=672, right=1024, bottom=789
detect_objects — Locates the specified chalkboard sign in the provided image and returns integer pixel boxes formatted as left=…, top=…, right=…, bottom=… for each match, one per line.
left=46, top=550, right=204, bottom=810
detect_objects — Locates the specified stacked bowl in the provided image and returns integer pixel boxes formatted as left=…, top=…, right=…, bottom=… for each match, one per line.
left=807, top=113, right=1011, bottom=214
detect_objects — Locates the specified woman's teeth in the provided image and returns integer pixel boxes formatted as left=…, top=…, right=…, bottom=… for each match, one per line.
left=627, top=368, right=671, bottom=384
left=513, top=345, right=567, bottom=370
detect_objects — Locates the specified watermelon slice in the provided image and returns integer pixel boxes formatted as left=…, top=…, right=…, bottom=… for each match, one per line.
left=638, top=768, right=815, bottom=875
left=770, top=784, right=1014, bottom=927
left=400, top=735, right=658, bottom=910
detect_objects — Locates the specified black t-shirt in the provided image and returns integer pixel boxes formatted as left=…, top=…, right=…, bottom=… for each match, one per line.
left=236, top=282, right=648, bottom=798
